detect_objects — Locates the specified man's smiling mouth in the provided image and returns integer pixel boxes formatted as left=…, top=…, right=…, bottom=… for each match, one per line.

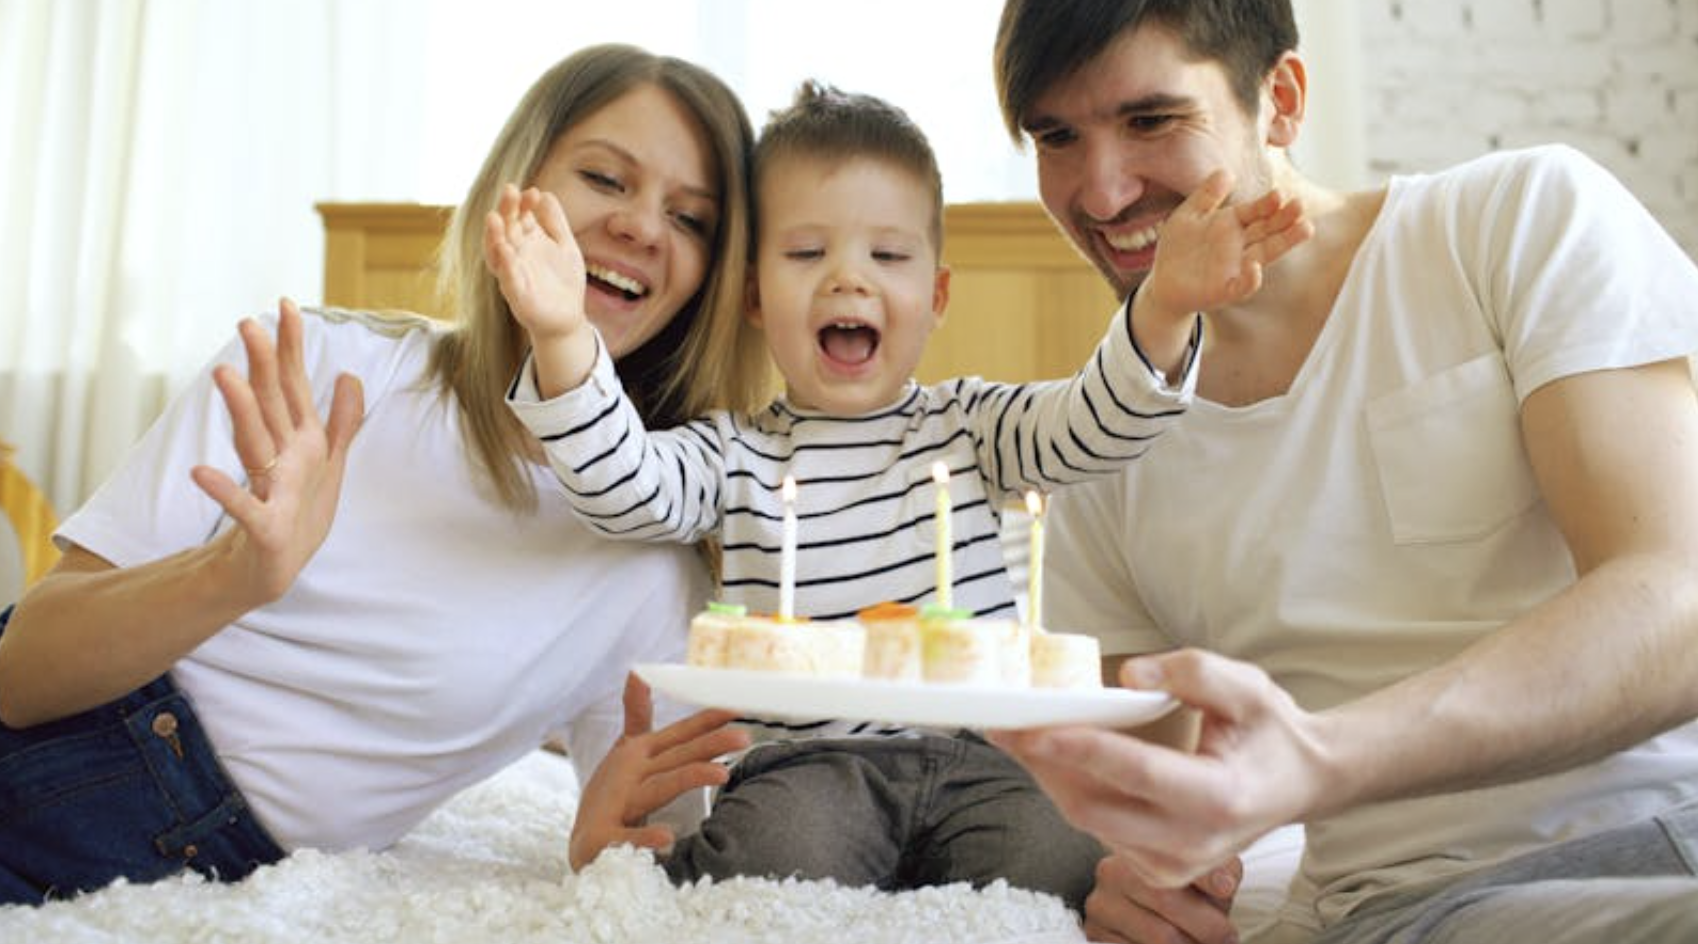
left=1104, top=222, right=1160, bottom=253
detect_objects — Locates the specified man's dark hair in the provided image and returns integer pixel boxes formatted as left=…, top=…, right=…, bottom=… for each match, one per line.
left=994, top=0, right=1299, bottom=143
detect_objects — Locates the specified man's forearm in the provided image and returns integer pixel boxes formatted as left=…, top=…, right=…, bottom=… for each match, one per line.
left=1313, top=552, right=1698, bottom=817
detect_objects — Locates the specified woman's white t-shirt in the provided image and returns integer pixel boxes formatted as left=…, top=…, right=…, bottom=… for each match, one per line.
left=58, top=309, right=709, bottom=851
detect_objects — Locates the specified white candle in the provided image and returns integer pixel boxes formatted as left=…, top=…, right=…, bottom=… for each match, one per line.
left=932, top=461, right=952, bottom=609
left=1024, top=490, right=1044, bottom=630
left=780, top=475, right=798, bottom=621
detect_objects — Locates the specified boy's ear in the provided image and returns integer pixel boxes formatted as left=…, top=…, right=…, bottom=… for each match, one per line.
left=744, top=268, right=764, bottom=328
left=930, top=265, right=951, bottom=329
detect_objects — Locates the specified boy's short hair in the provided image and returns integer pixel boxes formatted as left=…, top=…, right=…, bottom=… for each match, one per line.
left=754, top=81, right=944, bottom=253
left=994, top=0, right=1299, bottom=143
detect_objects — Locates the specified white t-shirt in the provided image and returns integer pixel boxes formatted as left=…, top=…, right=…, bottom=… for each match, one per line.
left=1045, top=146, right=1698, bottom=928
left=58, top=308, right=709, bottom=852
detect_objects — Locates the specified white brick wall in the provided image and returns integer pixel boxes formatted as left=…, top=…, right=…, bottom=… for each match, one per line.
left=1355, top=0, right=1698, bottom=258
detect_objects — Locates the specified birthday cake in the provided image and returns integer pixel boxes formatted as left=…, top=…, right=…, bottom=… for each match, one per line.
left=686, top=601, right=1102, bottom=690
left=686, top=480, right=1102, bottom=689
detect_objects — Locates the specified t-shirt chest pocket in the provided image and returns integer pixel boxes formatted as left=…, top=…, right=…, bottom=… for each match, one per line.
left=1364, top=352, right=1539, bottom=544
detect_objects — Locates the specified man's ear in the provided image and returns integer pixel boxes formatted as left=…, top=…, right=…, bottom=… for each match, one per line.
left=744, top=268, right=764, bottom=328
left=1264, top=51, right=1307, bottom=149
left=931, top=265, right=951, bottom=329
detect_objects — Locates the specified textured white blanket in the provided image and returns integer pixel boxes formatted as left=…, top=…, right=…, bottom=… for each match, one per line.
left=0, top=751, right=1087, bottom=943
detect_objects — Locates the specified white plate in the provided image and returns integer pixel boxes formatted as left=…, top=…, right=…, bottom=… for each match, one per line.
left=635, top=663, right=1177, bottom=730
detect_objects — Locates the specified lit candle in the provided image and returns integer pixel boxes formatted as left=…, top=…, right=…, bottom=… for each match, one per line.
left=1024, top=490, right=1045, bottom=630
left=780, top=475, right=798, bottom=621
left=932, top=461, right=952, bottom=609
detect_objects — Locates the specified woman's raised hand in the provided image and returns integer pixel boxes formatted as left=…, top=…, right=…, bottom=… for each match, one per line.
left=189, top=298, right=365, bottom=604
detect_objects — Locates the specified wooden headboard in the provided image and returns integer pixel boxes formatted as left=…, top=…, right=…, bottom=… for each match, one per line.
left=316, top=202, right=1118, bottom=385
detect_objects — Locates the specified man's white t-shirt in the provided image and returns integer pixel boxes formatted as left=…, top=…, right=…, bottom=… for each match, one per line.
left=1045, top=146, right=1698, bottom=928
left=58, top=309, right=709, bottom=852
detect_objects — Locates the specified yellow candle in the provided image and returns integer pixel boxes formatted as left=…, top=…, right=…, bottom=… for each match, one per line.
left=780, top=475, right=798, bottom=621
left=932, top=461, right=951, bottom=609
left=1024, top=490, right=1044, bottom=630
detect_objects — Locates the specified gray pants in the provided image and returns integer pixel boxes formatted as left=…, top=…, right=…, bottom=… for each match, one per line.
left=664, top=732, right=1104, bottom=911
left=1306, top=795, right=1698, bottom=944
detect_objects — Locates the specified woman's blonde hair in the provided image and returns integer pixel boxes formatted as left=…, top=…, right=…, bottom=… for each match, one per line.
left=431, top=44, right=769, bottom=511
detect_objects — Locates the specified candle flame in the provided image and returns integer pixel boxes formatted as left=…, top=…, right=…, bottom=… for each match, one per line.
left=931, top=461, right=949, bottom=485
left=782, top=474, right=797, bottom=502
left=1024, top=489, right=1043, bottom=517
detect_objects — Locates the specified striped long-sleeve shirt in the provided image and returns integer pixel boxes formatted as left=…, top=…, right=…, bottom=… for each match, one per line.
left=509, top=297, right=1198, bottom=624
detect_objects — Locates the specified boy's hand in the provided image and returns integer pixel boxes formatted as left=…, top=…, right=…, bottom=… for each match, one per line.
left=1129, top=169, right=1313, bottom=380
left=1144, top=169, right=1312, bottom=318
left=568, top=673, right=751, bottom=871
left=483, top=183, right=588, bottom=343
left=484, top=183, right=601, bottom=398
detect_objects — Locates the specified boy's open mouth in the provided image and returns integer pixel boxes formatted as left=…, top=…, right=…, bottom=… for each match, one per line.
left=819, top=322, right=880, bottom=366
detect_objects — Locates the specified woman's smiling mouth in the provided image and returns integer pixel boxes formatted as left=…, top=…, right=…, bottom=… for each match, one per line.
left=586, top=263, right=649, bottom=301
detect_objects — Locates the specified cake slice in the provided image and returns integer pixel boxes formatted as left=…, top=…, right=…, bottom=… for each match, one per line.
left=721, top=614, right=865, bottom=678
left=919, top=606, right=1004, bottom=685
left=686, top=600, right=746, bottom=668
left=1030, top=631, right=1103, bottom=689
left=859, top=602, right=923, bottom=682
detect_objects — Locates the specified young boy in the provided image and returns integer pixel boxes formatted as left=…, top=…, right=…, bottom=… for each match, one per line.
left=491, top=82, right=1309, bottom=908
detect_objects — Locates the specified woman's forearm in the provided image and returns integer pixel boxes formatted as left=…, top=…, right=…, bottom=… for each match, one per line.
left=0, top=539, right=263, bottom=727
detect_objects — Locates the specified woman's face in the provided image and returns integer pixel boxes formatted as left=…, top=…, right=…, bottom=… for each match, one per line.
left=531, top=83, right=721, bottom=358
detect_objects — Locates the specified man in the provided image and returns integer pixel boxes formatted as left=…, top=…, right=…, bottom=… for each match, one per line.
left=987, top=2, right=1698, bottom=942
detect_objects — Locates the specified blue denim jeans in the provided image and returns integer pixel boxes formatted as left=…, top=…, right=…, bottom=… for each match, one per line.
left=665, top=731, right=1105, bottom=912
left=0, top=604, right=284, bottom=904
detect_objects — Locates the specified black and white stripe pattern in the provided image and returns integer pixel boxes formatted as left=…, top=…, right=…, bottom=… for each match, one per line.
left=510, top=298, right=1197, bottom=625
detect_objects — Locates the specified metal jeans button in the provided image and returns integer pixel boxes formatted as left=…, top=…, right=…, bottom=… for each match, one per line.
left=151, top=711, right=184, bottom=758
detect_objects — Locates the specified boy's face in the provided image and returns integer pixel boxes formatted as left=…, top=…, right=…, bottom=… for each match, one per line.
left=749, top=155, right=949, bottom=414
left=1024, top=23, right=1275, bottom=301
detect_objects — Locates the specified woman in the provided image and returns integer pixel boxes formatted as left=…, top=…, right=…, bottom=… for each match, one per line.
left=0, top=43, right=768, bottom=904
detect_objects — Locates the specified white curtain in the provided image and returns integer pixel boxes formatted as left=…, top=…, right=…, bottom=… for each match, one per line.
left=0, top=0, right=426, bottom=513
left=1, top=0, right=1366, bottom=516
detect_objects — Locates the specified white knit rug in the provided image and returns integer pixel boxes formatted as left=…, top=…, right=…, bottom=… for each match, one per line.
left=0, top=750, right=1085, bottom=943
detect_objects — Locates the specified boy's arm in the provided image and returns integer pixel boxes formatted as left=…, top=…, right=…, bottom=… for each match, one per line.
left=970, top=170, right=1312, bottom=498
left=507, top=346, right=729, bottom=543
left=1130, top=169, right=1313, bottom=379
left=494, top=180, right=727, bottom=545
left=484, top=183, right=598, bottom=399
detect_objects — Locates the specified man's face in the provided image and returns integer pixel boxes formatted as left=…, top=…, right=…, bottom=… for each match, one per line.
left=1023, top=24, right=1273, bottom=301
